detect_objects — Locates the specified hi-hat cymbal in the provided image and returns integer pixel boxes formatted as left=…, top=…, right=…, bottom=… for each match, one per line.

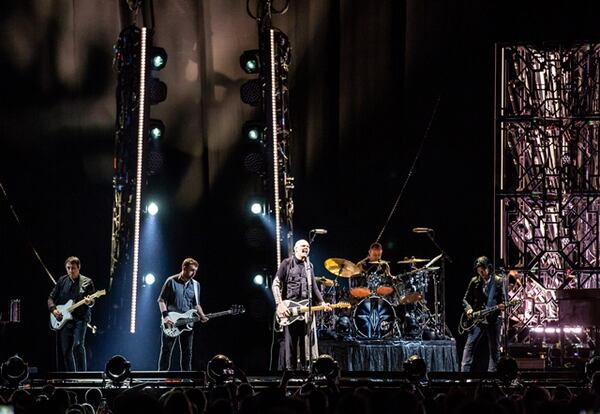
left=397, top=257, right=430, bottom=264
left=324, top=258, right=361, bottom=278
left=316, top=277, right=335, bottom=287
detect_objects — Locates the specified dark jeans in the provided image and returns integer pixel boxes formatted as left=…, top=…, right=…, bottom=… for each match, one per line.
left=461, top=320, right=501, bottom=372
left=59, top=319, right=87, bottom=371
left=282, top=321, right=308, bottom=370
left=158, top=330, right=194, bottom=371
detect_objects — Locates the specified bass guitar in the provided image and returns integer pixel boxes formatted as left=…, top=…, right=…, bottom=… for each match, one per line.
left=458, top=299, right=521, bottom=334
left=161, top=304, right=245, bottom=337
left=275, top=299, right=351, bottom=328
left=50, top=289, right=107, bottom=330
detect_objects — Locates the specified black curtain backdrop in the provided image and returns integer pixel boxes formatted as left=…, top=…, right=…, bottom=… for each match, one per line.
left=1, top=0, right=600, bottom=372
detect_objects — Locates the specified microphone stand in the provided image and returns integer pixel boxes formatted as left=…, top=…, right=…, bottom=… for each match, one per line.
left=304, top=257, right=315, bottom=373
left=499, top=267, right=510, bottom=356
left=423, top=231, right=452, bottom=339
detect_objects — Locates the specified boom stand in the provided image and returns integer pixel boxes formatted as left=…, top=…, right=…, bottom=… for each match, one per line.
left=425, top=232, right=452, bottom=339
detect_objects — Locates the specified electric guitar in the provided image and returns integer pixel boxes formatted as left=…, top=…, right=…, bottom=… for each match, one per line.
left=161, top=304, right=245, bottom=337
left=275, top=299, right=351, bottom=328
left=50, top=289, right=107, bottom=330
left=458, top=299, right=521, bottom=334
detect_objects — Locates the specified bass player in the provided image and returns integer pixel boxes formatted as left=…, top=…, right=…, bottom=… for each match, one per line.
left=157, top=257, right=208, bottom=371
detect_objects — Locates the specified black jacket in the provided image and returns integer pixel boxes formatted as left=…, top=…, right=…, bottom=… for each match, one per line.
left=462, top=274, right=505, bottom=322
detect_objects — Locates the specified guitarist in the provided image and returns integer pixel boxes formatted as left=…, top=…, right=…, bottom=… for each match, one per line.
left=157, top=258, right=208, bottom=371
left=272, top=239, right=332, bottom=370
left=47, top=256, right=95, bottom=371
left=461, top=256, right=506, bottom=372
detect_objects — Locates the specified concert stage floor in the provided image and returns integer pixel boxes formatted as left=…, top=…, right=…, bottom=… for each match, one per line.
left=318, top=338, right=459, bottom=372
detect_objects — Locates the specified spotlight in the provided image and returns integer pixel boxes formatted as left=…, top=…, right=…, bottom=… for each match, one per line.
left=336, top=316, right=351, bottom=336
left=240, top=50, right=260, bottom=74
left=250, top=202, right=264, bottom=215
left=149, top=47, right=168, bottom=70
left=253, top=274, right=264, bottom=285
left=240, top=79, right=263, bottom=106
left=242, top=121, right=265, bottom=141
left=1, top=355, right=28, bottom=387
left=144, top=273, right=156, bottom=285
left=147, top=202, right=159, bottom=216
left=105, top=355, right=131, bottom=386
left=496, top=356, right=518, bottom=384
left=403, top=355, right=427, bottom=381
left=586, top=356, right=600, bottom=380
left=311, top=354, right=339, bottom=381
left=148, top=119, right=165, bottom=140
left=207, top=354, right=235, bottom=384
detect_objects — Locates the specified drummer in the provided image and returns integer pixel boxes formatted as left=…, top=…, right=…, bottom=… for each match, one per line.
left=356, top=242, right=392, bottom=276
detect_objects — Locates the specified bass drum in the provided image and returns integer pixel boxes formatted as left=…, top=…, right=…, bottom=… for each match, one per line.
left=353, top=296, right=397, bottom=339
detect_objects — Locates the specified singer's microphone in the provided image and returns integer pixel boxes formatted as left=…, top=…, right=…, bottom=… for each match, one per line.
left=413, top=227, right=433, bottom=234
left=310, top=229, right=328, bottom=234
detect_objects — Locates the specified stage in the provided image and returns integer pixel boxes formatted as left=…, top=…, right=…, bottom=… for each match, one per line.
left=318, top=339, right=459, bottom=372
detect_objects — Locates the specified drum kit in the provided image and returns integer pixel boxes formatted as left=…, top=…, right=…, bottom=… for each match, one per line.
left=316, top=256, right=443, bottom=340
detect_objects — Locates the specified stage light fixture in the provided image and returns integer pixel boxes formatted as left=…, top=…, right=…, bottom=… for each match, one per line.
left=496, top=356, right=518, bottom=384
left=144, top=273, right=156, bottom=285
left=105, top=355, right=131, bottom=386
left=207, top=354, right=235, bottom=384
left=1, top=355, right=28, bottom=387
left=147, top=202, right=159, bottom=216
left=240, top=79, right=263, bottom=106
left=149, top=47, right=168, bottom=70
left=253, top=274, right=264, bottom=285
left=148, top=119, right=165, bottom=140
left=250, top=203, right=263, bottom=215
left=242, top=121, right=265, bottom=141
left=148, top=78, right=167, bottom=105
left=242, top=144, right=267, bottom=175
left=403, top=355, right=427, bottom=381
left=336, top=316, right=351, bottom=336
left=311, top=354, right=339, bottom=381
left=240, top=49, right=260, bottom=74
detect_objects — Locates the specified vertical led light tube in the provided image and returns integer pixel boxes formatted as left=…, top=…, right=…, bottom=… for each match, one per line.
left=131, top=27, right=148, bottom=334
left=270, top=29, right=282, bottom=267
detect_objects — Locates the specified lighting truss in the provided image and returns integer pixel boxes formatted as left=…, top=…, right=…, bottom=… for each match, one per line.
left=496, top=43, right=600, bottom=340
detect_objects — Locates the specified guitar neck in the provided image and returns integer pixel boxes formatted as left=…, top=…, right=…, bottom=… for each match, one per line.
left=67, top=291, right=105, bottom=313
left=299, top=303, right=343, bottom=314
left=205, top=311, right=232, bottom=319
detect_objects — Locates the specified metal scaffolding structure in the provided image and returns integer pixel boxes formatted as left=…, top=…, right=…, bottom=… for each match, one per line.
left=496, top=42, right=600, bottom=341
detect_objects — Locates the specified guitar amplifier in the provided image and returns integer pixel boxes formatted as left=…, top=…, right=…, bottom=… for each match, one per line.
left=508, top=344, right=546, bottom=370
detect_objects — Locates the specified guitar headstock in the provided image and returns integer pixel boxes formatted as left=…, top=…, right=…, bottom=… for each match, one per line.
left=230, top=304, right=246, bottom=315
left=94, top=289, right=107, bottom=298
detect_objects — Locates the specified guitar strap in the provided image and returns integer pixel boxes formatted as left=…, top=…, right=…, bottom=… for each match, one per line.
left=192, top=279, right=200, bottom=308
left=486, top=276, right=496, bottom=309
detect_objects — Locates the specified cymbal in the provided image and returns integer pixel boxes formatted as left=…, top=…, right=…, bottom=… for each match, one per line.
left=397, top=257, right=430, bottom=264
left=316, top=277, right=335, bottom=287
left=368, top=260, right=390, bottom=265
left=324, top=258, right=361, bottom=278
